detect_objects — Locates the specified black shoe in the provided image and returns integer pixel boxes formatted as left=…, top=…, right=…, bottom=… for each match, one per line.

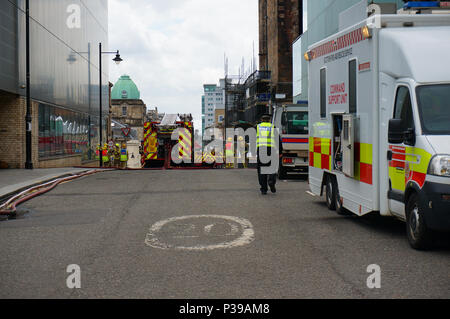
left=261, top=190, right=268, bottom=195
left=269, top=185, right=276, bottom=193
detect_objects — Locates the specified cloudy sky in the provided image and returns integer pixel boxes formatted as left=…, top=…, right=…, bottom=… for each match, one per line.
left=108, top=0, right=259, bottom=131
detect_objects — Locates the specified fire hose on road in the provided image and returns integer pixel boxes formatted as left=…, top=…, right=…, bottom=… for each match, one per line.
left=0, top=170, right=102, bottom=216
left=0, top=164, right=235, bottom=217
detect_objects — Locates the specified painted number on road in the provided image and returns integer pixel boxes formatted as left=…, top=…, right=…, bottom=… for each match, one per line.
left=145, top=215, right=255, bottom=251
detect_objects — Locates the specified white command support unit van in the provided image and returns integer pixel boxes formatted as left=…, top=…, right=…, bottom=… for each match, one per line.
left=306, top=12, right=450, bottom=249
left=272, top=102, right=309, bottom=179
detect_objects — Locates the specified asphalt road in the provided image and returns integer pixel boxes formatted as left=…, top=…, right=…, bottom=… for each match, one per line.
left=0, top=169, right=448, bottom=299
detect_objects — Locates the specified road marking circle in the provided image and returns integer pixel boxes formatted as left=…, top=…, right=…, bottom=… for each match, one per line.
left=145, top=215, right=255, bottom=251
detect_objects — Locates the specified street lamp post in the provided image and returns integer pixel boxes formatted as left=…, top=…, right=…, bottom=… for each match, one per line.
left=98, top=43, right=123, bottom=167
left=25, top=0, right=33, bottom=169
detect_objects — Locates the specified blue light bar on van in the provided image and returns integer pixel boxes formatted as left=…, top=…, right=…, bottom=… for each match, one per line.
left=403, top=1, right=441, bottom=9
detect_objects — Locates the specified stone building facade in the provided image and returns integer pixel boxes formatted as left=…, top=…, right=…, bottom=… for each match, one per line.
left=111, top=75, right=147, bottom=141
left=259, top=0, right=302, bottom=104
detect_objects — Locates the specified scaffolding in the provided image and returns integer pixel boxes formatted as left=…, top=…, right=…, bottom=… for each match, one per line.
left=224, top=70, right=272, bottom=129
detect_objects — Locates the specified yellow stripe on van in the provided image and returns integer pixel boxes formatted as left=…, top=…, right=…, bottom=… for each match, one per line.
left=321, top=139, right=331, bottom=156
left=360, top=143, right=373, bottom=165
left=309, top=137, right=315, bottom=152
left=314, top=152, right=322, bottom=169
left=405, top=147, right=432, bottom=174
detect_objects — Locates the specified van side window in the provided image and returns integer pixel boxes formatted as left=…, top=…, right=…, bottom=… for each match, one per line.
left=349, top=60, right=357, bottom=114
left=394, top=86, right=414, bottom=129
left=320, top=68, right=326, bottom=118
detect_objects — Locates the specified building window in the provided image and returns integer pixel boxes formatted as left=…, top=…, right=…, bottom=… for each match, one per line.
left=320, top=68, right=327, bottom=118
left=38, top=103, right=93, bottom=160
left=122, top=106, right=127, bottom=116
left=349, top=59, right=357, bottom=114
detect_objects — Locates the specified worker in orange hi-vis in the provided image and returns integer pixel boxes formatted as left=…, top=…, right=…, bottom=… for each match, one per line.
left=102, top=144, right=109, bottom=167
left=95, top=144, right=101, bottom=161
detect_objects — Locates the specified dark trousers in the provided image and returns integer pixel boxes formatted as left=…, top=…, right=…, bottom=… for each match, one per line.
left=257, top=147, right=277, bottom=192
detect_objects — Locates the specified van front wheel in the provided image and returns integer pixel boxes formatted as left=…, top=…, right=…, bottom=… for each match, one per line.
left=406, top=192, right=433, bottom=250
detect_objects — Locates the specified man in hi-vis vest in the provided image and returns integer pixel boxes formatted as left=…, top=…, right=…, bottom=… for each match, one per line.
left=256, top=114, right=281, bottom=195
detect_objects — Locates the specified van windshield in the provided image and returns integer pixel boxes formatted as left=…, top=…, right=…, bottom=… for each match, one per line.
left=416, top=84, right=450, bottom=135
left=283, top=111, right=308, bottom=134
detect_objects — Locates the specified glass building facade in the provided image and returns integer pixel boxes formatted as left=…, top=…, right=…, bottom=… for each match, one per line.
left=0, top=0, right=109, bottom=162
left=0, top=2, right=19, bottom=94
left=37, top=104, right=105, bottom=160
left=202, top=96, right=205, bottom=136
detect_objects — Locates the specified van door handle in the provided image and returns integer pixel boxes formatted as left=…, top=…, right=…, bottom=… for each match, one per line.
left=387, top=150, right=393, bottom=161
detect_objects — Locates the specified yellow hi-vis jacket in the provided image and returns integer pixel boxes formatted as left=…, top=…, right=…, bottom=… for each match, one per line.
left=257, top=122, right=275, bottom=148
left=102, top=149, right=109, bottom=162
left=120, top=149, right=128, bottom=162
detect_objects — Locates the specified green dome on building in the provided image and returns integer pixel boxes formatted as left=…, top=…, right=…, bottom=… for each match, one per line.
left=111, top=75, right=141, bottom=100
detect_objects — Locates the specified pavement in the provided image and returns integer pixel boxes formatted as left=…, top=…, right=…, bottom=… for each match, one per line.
left=0, top=169, right=449, bottom=299
left=0, top=168, right=95, bottom=200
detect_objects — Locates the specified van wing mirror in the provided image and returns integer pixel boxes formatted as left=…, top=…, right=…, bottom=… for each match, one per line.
left=404, top=128, right=416, bottom=146
left=388, top=119, right=404, bottom=144
left=388, top=119, right=416, bottom=145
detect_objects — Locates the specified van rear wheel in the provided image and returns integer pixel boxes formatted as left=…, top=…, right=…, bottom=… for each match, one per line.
left=334, top=183, right=351, bottom=216
left=325, top=175, right=336, bottom=211
left=278, top=165, right=287, bottom=180
left=406, top=192, right=433, bottom=250
left=335, top=187, right=344, bottom=215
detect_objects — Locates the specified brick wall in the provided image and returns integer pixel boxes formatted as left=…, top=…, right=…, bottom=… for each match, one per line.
left=267, top=0, right=279, bottom=82
left=31, top=100, right=40, bottom=167
left=259, top=0, right=301, bottom=100
left=0, top=90, right=26, bottom=168
left=37, top=155, right=83, bottom=168
left=259, top=0, right=269, bottom=71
